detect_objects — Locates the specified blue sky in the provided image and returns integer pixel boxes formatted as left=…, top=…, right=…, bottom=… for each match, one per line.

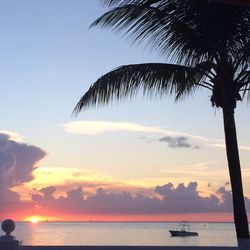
left=1, top=0, right=250, bottom=221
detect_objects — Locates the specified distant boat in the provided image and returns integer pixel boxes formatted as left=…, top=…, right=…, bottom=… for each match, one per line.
left=169, top=222, right=198, bottom=237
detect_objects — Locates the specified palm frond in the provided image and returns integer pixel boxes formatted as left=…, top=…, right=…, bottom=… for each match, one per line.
left=91, top=0, right=250, bottom=66
left=237, top=70, right=250, bottom=93
left=102, top=0, right=161, bottom=8
left=73, top=63, right=208, bottom=114
left=90, top=4, right=157, bottom=32
left=175, top=61, right=214, bottom=99
left=102, top=0, right=135, bottom=7
left=233, top=42, right=250, bottom=70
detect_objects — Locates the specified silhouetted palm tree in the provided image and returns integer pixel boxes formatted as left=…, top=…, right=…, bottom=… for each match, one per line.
left=74, top=0, right=250, bottom=239
left=212, top=0, right=250, bottom=6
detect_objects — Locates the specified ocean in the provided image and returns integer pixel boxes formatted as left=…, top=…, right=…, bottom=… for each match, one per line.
left=12, top=222, right=238, bottom=246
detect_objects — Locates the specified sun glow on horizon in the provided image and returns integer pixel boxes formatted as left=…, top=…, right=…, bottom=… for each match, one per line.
left=26, top=216, right=44, bottom=223
left=31, top=217, right=40, bottom=223
left=21, top=212, right=237, bottom=222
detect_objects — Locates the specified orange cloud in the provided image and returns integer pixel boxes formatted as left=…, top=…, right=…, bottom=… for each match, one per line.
left=20, top=167, right=158, bottom=199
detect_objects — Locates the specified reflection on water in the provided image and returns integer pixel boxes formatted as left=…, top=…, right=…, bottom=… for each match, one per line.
left=13, top=222, right=238, bottom=246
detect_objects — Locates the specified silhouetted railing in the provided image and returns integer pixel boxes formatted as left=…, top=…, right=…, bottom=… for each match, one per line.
left=19, top=246, right=239, bottom=250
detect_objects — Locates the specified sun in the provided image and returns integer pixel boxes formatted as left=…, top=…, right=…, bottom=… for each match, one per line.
left=30, top=217, right=40, bottom=223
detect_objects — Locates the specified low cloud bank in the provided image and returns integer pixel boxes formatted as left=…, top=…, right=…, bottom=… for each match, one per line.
left=31, top=182, right=250, bottom=215
left=1, top=131, right=249, bottom=219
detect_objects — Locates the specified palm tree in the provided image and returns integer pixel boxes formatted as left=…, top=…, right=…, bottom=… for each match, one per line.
left=211, top=0, right=250, bottom=6
left=74, top=0, right=250, bottom=240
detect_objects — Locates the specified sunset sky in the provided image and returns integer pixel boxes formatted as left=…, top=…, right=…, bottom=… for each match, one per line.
left=1, top=0, right=250, bottom=222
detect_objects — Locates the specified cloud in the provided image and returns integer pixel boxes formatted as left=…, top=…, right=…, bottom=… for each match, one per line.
left=63, top=121, right=154, bottom=136
left=30, top=181, right=250, bottom=216
left=62, top=121, right=207, bottom=141
left=155, top=182, right=221, bottom=213
left=29, top=165, right=229, bottom=202
left=27, top=167, right=153, bottom=197
left=63, top=121, right=250, bottom=151
left=0, top=132, right=46, bottom=203
left=159, top=136, right=200, bottom=149
left=0, top=130, right=23, bottom=142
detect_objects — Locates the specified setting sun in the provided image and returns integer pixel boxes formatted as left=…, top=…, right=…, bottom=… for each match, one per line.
left=30, top=217, right=40, bottom=223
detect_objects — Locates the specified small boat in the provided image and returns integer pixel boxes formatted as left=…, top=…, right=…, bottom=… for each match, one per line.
left=169, top=222, right=198, bottom=237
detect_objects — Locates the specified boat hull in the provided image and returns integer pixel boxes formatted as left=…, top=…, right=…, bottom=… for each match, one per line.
left=169, top=230, right=198, bottom=237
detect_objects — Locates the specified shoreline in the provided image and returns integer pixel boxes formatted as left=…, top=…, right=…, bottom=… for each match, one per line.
left=19, top=246, right=238, bottom=250
left=14, top=221, right=238, bottom=224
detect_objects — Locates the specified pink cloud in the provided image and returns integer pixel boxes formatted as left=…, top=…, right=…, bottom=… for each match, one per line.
left=30, top=182, right=250, bottom=216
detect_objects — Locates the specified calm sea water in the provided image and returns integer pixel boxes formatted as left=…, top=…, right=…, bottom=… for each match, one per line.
left=12, top=222, right=239, bottom=246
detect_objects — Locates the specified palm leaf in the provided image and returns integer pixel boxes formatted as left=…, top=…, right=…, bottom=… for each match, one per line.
left=73, top=63, right=205, bottom=114
left=92, top=1, right=250, bottom=66
left=102, top=0, right=161, bottom=8
left=73, top=62, right=215, bottom=114
left=234, top=42, right=250, bottom=69
left=175, top=61, right=214, bottom=99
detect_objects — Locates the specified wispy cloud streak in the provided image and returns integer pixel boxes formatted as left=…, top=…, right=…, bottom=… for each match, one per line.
left=63, top=121, right=208, bottom=140
left=63, top=121, right=250, bottom=151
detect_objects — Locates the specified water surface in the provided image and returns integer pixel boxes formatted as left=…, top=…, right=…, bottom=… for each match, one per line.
left=13, top=222, right=238, bottom=246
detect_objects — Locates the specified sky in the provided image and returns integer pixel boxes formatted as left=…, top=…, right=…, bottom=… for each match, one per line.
left=1, top=0, right=250, bottom=222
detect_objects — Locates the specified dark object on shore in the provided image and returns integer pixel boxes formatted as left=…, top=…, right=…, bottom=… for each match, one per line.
left=0, top=219, right=20, bottom=250
left=1, top=219, right=16, bottom=240
left=169, top=222, right=198, bottom=237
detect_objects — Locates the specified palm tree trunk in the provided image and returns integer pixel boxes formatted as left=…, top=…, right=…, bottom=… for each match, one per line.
left=222, top=107, right=249, bottom=239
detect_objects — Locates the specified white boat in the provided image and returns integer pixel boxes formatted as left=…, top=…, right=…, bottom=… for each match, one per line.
left=169, top=222, right=198, bottom=237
